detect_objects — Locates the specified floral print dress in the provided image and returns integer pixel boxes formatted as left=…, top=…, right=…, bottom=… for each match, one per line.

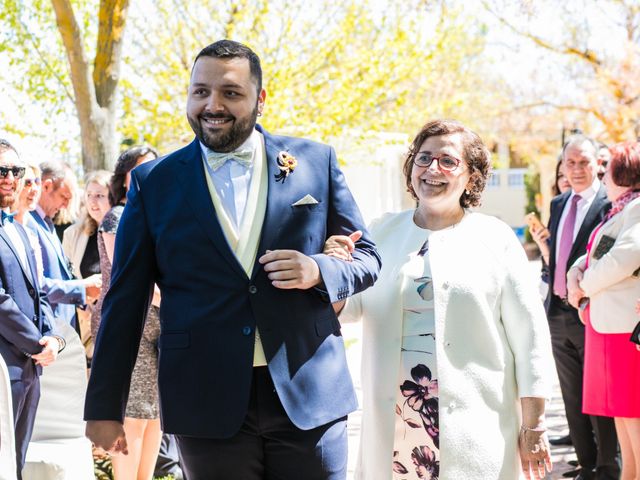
left=392, top=231, right=439, bottom=480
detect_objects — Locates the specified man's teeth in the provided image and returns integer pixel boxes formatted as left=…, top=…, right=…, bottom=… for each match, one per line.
left=204, top=118, right=228, bottom=125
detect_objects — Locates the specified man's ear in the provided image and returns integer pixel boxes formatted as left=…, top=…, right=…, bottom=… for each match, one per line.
left=257, top=89, right=266, bottom=116
left=42, top=178, right=54, bottom=193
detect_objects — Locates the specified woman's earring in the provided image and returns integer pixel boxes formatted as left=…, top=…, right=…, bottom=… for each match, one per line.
left=465, top=188, right=470, bottom=195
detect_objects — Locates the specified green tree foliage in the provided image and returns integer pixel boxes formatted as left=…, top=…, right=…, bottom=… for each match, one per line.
left=1, top=0, right=501, bottom=169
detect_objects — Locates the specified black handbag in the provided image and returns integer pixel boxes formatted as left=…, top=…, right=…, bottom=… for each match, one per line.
left=631, top=321, right=640, bottom=346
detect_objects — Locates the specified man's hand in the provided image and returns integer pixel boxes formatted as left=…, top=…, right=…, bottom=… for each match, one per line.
left=31, top=336, right=60, bottom=366
left=86, top=420, right=128, bottom=455
left=259, top=250, right=322, bottom=289
left=323, top=231, right=362, bottom=262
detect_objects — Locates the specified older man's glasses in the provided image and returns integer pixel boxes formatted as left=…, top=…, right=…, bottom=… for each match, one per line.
left=0, top=166, right=26, bottom=179
left=413, top=153, right=461, bottom=172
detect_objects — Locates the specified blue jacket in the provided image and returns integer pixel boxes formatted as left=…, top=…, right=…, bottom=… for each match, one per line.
left=0, top=222, right=54, bottom=382
left=85, top=127, right=381, bottom=437
left=27, top=212, right=85, bottom=327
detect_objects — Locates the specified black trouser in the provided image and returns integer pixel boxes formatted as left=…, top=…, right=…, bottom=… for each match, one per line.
left=175, top=367, right=347, bottom=480
left=548, top=296, right=619, bottom=479
left=11, top=376, right=40, bottom=480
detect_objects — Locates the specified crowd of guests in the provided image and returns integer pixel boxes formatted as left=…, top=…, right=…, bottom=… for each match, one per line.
left=1, top=39, right=639, bottom=480
left=2, top=130, right=640, bottom=480
left=0, top=139, right=182, bottom=479
left=529, top=135, right=640, bottom=480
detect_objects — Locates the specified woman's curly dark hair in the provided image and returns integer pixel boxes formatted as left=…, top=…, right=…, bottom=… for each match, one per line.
left=402, top=119, right=491, bottom=208
left=109, top=145, right=158, bottom=206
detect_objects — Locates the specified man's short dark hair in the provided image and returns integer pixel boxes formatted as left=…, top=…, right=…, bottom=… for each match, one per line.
left=0, top=138, right=18, bottom=156
left=193, top=40, right=262, bottom=94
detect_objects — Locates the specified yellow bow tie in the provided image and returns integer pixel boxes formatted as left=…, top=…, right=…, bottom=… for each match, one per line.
left=206, top=148, right=253, bottom=171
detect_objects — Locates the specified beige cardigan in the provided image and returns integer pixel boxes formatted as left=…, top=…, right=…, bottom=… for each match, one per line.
left=61, top=222, right=89, bottom=280
left=570, top=196, right=640, bottom=333
left=343, top=210, right=553, bottom=480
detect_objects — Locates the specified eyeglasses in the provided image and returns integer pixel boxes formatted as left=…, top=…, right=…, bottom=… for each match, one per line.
left=412, top=152, right=461, bottom=172
left=0, top=166, right=26, bottom=179
left=24, top=177, right=41, bottom=187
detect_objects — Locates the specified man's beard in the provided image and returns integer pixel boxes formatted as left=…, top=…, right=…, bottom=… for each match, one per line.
left=188, top=103, right=258, bottom=153
left=0, top=192, right=16, bottom=209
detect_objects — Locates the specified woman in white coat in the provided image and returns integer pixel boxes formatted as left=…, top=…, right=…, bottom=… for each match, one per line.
left=567, top=141, right=640, bottom=480
left=326, top=120, right=554, bottom=480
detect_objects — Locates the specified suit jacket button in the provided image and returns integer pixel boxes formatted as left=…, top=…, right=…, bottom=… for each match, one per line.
left=28, top=289, right=35, bottom=296
left=248, top=285, right=258, bottom=294
left=242, top=326, right=252, bottom=336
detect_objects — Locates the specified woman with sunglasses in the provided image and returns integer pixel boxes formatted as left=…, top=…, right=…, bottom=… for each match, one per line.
left=325, top=120, right=554, bottom=479
left=12, top=163, right=45, bottom=280
left=62, top=170, right=111, bottom=362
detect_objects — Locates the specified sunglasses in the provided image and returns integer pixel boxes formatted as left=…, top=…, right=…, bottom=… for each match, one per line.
left=24, top=177, right=41, bottom=187
left=412, top=152, right=461, bottom=172
left=0, top=166, right=26, bottom=179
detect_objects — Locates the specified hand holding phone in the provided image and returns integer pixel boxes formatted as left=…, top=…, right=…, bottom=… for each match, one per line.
left=525, top=212, right=545, bottom=233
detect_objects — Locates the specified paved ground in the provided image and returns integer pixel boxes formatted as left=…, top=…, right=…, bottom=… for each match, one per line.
left=342, top=261, right=579, bottom=480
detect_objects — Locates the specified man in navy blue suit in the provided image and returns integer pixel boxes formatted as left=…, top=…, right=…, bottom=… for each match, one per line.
left=0, top=139, right=64, bottom=479
left=85, top=40, right=380, bottom=478
left=27, top=161, right=101, bottom=330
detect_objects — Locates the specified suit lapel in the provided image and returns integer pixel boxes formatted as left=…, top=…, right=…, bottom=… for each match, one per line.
left=252, top=128, right=289, bottom=278
left=29, top=211, right=71, bottom=277
left=548, top=192, right=570, bottom=268
left=176, top=140, right=247, bottom=279
left=570, top=185, right=608, bottom=259
left=16, top=224, right=40, bottom=288
left=0, top=225, right=36, bottom=286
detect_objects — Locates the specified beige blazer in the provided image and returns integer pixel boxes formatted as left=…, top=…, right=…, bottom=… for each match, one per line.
left=571, top=196, right=640, bottom=333
left=342, top=210, right=553, bottom=480
left=61, top=222, right=89, bottom=280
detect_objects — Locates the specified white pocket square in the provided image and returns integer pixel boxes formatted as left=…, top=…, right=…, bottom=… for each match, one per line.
left=292, top=194, right=319, bottom=206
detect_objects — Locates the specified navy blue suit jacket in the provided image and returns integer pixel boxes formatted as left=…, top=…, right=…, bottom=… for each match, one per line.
left=0, top=222, right=54, bottom=382
left=27, top=212, right=85, bottom=327
left=545, top=184, right=610, bottom=318
left=85, top=127, right=381, bottom=437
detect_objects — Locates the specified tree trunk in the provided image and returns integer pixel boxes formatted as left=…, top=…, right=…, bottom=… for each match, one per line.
left=51, top=0, right=130, bottom=171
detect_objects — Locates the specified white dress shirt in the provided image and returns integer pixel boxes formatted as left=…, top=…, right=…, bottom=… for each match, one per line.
left=200, top=130, right=260, bottom=232
left=2, top=217, right=29, bottom=270
left=555, top=178, right=601, bottom=260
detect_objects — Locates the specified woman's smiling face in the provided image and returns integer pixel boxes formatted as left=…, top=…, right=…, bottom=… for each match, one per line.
left=411, top=133, right=470, bottom=213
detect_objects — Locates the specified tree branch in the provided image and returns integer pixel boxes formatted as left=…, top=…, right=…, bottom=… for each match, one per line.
left=50, top=0, right=96, bottom=120
left=94, top=0, right=131, bottom=108
left=15, top=15, right=75, bottom=102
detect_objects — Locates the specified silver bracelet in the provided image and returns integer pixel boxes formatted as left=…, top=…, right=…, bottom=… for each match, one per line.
left=520, top=425, right=546, bottom=433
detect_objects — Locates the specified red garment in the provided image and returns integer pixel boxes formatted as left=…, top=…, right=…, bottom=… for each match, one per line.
left=582, top=223, right=640, bottom=417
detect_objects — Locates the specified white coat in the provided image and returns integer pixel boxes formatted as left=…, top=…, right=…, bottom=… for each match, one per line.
left=571, top=196, right=640, bottom=333
left=343, top=210, right=554, bottom=480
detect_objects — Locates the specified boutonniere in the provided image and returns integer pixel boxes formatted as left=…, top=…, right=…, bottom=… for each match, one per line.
left=275, top=151, right=297, bottom=183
